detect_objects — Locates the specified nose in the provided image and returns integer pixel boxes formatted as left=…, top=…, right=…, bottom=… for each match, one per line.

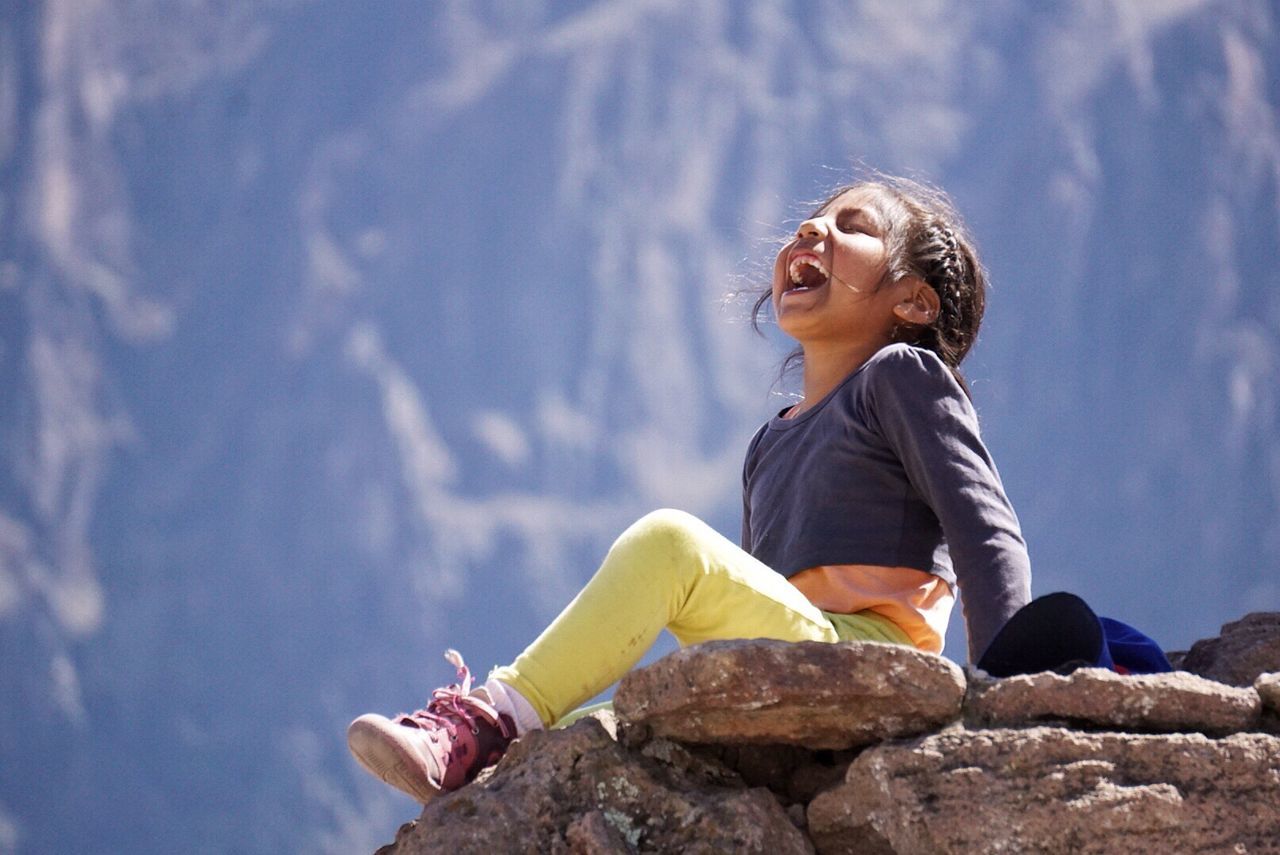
left=796, top=216, right=827, bottom=239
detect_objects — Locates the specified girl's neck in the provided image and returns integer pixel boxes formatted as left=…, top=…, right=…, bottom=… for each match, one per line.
left=794, top=337, right=891, bottom=417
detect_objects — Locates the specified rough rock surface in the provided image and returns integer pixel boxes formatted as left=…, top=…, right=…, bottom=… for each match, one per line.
left=1257, top=673, right=1280, bottom=734
left=377, top=715, right=812, bottom=854
left=807, top=726, right=1280, bottom=854
left=965, top=667, right=1260, bottom=734
left=1179, top=612, right=1280, bottom=686
left=614, top=639, right=965, bottom=749
left=373, top=625, right=1280, bottom=854
left=1258, top=672, right=1280, bottom=712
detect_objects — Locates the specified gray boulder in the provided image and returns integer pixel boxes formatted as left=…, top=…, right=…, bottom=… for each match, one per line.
left=1177, top=612, right=1280, bottom=686
left=965, top=667, right=1260, bottom=734
left=378, top=715, right=812, bottom=854
left=615, top=639, right=965, bottom=750
left=807, top=726, right=1280, bottom=854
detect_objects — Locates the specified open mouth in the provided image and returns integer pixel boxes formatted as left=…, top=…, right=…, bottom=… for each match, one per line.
left=786, top=255, right=830, bottom=292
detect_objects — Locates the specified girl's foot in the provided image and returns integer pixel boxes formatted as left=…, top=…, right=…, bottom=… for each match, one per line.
left=347, top=650, right=516, bottom=803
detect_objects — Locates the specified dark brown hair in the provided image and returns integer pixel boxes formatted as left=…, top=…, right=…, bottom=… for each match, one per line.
left=752, top=175, right=988, bottom=392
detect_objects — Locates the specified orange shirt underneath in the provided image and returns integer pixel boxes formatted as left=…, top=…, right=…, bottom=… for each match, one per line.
left=789, top=565, right=955, bottom=653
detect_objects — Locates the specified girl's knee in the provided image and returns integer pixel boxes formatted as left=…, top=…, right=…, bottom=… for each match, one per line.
left=607, top=508, right=719, bottom=573
left=622, top=508, right=708, bottom=549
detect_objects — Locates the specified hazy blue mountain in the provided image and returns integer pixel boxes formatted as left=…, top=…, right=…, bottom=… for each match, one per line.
left=2, top=1, right=1277, bottom=851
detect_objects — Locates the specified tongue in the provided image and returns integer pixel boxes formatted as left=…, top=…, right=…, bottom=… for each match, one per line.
left=797, top=270, right=827, bottom=290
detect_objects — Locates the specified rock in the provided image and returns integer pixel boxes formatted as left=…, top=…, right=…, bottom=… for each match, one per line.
left=366, top=614, right=1280, bottom=853
left=1257, top=673, right=1280, bottom=734
left=379, top=716, right=813, bottom=854
left=965, top=667, right=1260, bottom=734
left=564, top=810, right=634, bottom=852
left=1258, top=672, right=1280, bottom=712
left=1179, top=612, right=1280, bottom=686
left=614, top=639, right=966, bottom=750
left=807, top=726, right=1280, bottom=854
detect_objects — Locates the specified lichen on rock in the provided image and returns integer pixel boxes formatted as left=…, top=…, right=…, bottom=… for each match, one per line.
left=378, top=715, right=812, bottom=854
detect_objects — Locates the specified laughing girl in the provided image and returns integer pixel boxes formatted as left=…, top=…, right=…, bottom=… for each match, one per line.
left=347, top=175, right=1032, bottom=803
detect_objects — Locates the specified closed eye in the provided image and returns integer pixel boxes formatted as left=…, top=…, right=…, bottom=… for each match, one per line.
left=833, top=207, right=877, bottom=235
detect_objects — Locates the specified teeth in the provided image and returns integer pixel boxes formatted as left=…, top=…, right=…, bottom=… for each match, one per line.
left=788, top=256, right=829, bottom=285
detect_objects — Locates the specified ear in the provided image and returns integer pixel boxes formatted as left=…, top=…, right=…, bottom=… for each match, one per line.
left=891, top=277, right=941, bottom=327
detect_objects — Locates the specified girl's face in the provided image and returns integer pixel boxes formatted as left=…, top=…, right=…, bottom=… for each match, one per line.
left=771, top=187, right=910, bottom=347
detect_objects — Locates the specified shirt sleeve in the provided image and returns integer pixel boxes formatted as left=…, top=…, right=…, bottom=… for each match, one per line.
left=864, top=345, right=1032, bottom=662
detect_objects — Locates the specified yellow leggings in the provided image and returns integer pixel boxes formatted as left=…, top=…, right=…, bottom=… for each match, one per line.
left=488, top=508, right=912, bottom=727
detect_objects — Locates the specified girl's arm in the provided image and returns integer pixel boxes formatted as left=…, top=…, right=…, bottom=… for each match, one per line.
left=865, top=345, right=1032, bottom=662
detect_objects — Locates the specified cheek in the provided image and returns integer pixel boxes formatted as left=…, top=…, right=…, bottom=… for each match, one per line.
left=838, top=241, right=889, bottom=286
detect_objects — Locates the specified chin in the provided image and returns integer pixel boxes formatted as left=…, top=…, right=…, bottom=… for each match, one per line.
left=775, top=316, right=813, bottom=342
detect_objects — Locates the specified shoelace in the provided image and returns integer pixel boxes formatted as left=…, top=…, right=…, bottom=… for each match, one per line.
left=403, top=650, right=510, bottom=739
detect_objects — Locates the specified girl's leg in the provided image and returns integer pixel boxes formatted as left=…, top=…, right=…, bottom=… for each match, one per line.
left=347, top=507, right=912, bottom=802
left=489, top=508, right=842, bottom=727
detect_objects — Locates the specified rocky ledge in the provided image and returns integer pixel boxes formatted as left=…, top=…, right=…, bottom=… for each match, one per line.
left=376, top=613, right=1280, bottom=854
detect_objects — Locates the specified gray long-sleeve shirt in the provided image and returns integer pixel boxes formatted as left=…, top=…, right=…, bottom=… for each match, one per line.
left=741, top=343, right=1032, bottom=662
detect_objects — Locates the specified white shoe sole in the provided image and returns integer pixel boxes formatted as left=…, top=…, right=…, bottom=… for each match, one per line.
left=346, top=714, right=443, bottom=805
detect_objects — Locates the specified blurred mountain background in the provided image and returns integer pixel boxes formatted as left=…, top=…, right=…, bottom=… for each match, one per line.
left=1, top=1, right=1277, bottom=851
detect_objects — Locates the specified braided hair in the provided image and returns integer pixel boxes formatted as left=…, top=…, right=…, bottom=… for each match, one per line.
left=894, top=214, right=986, bottom=390
left=753, top=175, right=988, bottom=393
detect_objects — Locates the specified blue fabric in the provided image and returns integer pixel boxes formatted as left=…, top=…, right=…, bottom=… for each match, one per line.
left=1100, top=616, right=1173, bottom=674
left=978, top=592, right=1172, bottom=677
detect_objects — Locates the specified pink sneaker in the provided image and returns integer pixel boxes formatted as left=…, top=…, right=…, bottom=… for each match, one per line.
left=347, top=650, right=516, bottom=803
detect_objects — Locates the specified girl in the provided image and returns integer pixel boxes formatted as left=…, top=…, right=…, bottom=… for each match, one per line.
left=347, top=175, right=1032, bottom=803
